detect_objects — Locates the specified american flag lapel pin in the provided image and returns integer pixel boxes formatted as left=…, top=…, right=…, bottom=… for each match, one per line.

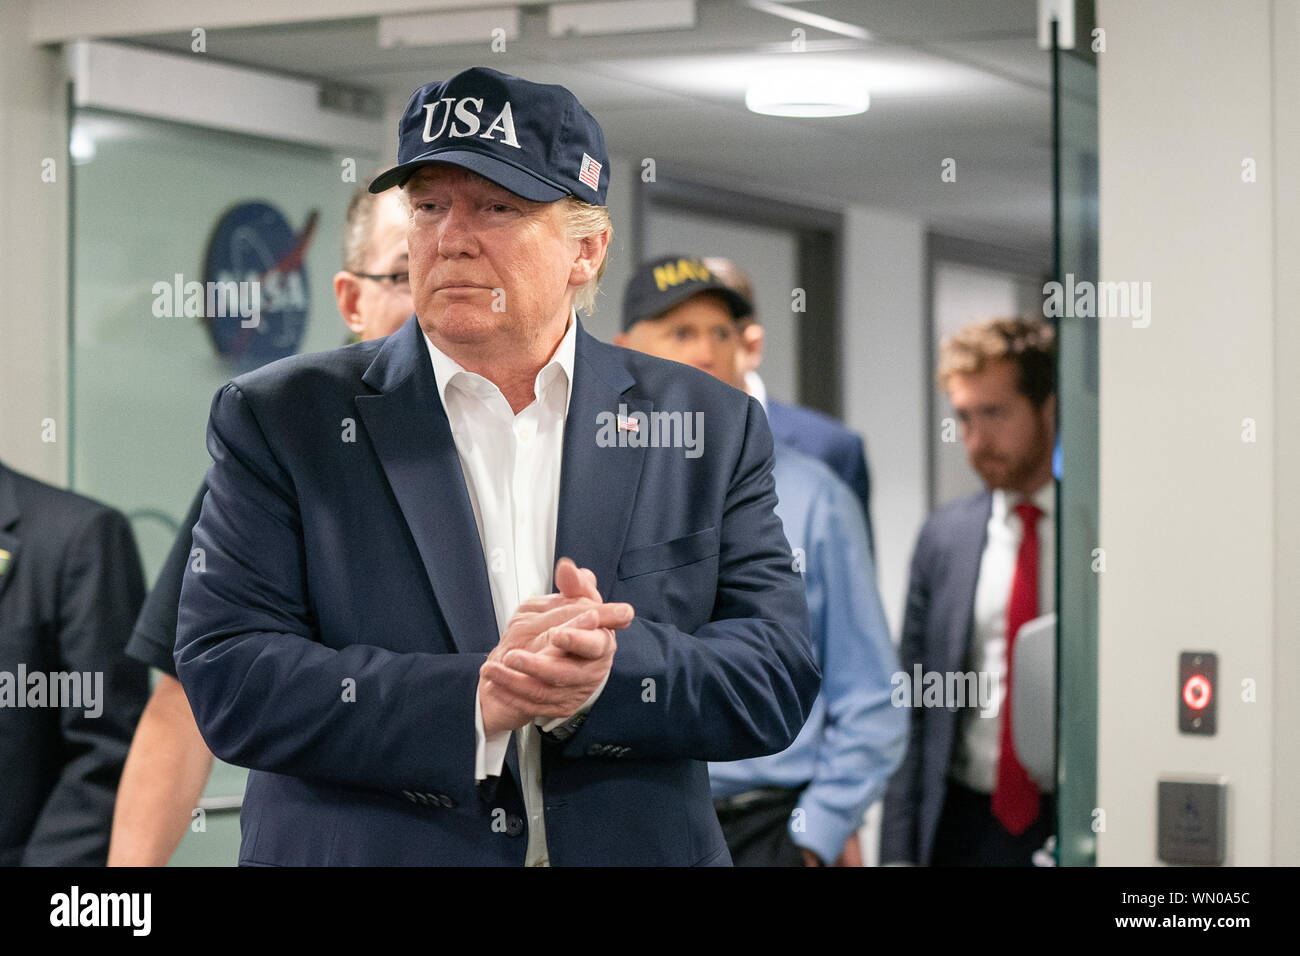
left=617, top=413, right=638, bottom=433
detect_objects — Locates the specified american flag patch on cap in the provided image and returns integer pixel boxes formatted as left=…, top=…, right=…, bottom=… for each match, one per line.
left=578, top=153, right=602, bottom=191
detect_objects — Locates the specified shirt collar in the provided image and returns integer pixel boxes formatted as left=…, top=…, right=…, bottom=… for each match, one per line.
left=422, top=309, right=578, bottom=415
left=992, top=479, right=1057, bottom=524
left=745, top=371, right=768, bottom=412
left=1030, top=479, right=1055, bottom=519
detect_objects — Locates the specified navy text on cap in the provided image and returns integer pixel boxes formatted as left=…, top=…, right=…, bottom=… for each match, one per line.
left=621, top=255, right=754, bottom=332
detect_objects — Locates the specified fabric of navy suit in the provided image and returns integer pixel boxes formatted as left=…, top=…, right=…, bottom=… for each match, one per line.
left=0, top=461, right=150, bottom=865
left=175, top=314, right=819, bottom=866
left=764, top=399, right=875, bottom=559
left=880, top=489, right=993, bottom=865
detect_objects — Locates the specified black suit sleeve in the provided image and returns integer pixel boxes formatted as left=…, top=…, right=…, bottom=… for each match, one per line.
left=879, top=521, right=933, bottom=865
left=816, top=429, right=874, bottom=562
left=21, top=507, right=150, bottom=865
left=842, top=435, right=874, bottom=560
left=124, top=482, right=208, bottom=677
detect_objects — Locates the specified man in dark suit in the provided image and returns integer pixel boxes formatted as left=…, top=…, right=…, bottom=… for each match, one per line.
left=0, top=459, right=150, bottom=865
left=702, top=257, right=875, bottom=559
left=175, top=67, right=818, bottom=866
left=881, top=317, right=1056, bottom=866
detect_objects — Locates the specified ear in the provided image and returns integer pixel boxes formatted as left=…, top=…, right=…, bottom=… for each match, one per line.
left=740, top=322, right=765, bottom=371
left=568, top=227, right=611, bottom=289
left=333, top=271, right=365, bottom=335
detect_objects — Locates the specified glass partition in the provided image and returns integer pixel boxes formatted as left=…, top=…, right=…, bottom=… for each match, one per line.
left=1052, top=22, right=1100, bottom=867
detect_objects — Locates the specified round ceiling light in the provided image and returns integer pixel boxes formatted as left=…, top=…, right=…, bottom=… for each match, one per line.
left=745, top=69, right=869, bottom=118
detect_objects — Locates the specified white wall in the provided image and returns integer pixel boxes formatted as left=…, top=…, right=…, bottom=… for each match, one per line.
left=1270, top=0, right=1300, bottom=867
left=0, top=0, right=69, bottom=483
left=841, top=207, right=927, bottom=636
left=25, top=0, right=549, bottom=43
left=1097, top=0, right=1297, bottom=865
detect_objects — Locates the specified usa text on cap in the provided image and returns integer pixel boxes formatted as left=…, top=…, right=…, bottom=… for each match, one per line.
left=369, top=66, right=609, bottom=205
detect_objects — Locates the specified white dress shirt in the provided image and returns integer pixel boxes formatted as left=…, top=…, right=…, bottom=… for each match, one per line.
left=949, top=480, right=1056, bottom=794
left=422, top=312, right=589, bottom=867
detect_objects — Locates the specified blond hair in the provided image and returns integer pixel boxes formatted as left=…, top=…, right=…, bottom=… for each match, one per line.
left=561, top=196, right=612, bottom=315
left=936, top=317, right=1056, bottom=407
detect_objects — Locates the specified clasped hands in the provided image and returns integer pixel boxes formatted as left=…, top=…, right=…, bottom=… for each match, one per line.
left=478, top=557, right=633, bottom=737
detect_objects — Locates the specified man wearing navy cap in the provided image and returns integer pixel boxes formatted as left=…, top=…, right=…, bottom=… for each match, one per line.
left=617, top=255, right=905, bottom=866
left=175, top=68, right=818, bottom=865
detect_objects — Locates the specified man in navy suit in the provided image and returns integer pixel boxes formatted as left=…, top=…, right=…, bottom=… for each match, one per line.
left=0, top=459, right=150, bottom=865
left=703, top=257, right=875, bottom=559
left=881, top=317, right=1057, bottom=866
left=175, top=67, right=818, bottom=866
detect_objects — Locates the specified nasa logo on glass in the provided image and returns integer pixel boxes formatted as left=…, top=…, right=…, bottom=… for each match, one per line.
left=202, top=201, right=317, bottom=370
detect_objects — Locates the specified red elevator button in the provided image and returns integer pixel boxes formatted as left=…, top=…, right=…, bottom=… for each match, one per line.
left=1183, top=674, right=1212, bottom=711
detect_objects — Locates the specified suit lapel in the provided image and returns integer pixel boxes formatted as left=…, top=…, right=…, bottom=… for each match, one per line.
left=0, top=466, right=18, bottom=605
left=553, top=324, right=647, bottom=600
left=354, top=317, right=499, bottom=656
left=950, top=491, right=994, bottom=669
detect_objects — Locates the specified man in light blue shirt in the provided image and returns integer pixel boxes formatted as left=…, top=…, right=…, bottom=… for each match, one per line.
left=616, top=254, right=906, bottom=865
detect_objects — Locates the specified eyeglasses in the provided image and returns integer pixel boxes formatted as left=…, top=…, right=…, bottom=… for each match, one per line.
left=351, top=271, right=410, bottom=289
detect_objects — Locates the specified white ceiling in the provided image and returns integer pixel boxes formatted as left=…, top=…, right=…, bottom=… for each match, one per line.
left=124, top=0, right=1054, bottom=259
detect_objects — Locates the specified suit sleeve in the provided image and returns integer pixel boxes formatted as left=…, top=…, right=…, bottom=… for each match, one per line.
left=826, top=432, right=874, bottom=562
left=550, top=396, right=821, bottom=762
left=124, top=480, right=208, bottom=676
left=175, top=382, right=485, bottom=805
left=879, top=522, right=934, bottom=864
left=21, top=507, right=149, bottom=866
left=792, top=475, right=906, bottom=864
left=845, top=436, right=874, bottom=560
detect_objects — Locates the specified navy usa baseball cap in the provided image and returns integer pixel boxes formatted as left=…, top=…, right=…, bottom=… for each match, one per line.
left=622, top=255, right=754, bottom=332
left=368, top=66, right=609, bottom=204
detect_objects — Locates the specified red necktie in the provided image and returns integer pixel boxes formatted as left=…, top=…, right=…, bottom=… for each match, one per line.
left=992, top=501, right=1043, bottom=835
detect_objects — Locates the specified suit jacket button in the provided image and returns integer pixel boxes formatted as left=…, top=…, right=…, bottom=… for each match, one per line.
left=402, top=790, right=418, bottom=803
left=437, top=793, right=456, bottom=809
left=506, top=814, right=525, bottom=837
left=585, top=743, right=603, bottom=757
